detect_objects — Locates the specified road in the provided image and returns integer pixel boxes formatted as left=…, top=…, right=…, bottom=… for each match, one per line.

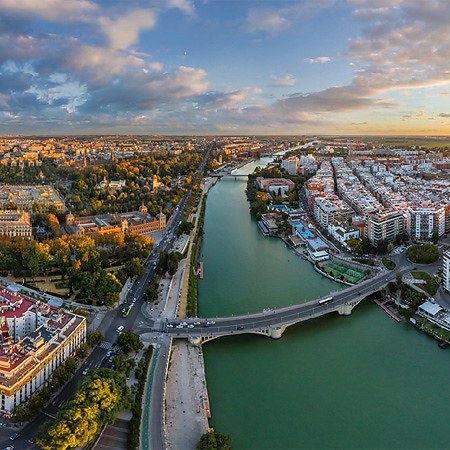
left=3, top=142, right=214, bottom=450
left=139, top=266, right=413, bottom=339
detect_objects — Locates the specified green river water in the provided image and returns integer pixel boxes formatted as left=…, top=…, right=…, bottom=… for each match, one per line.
left=198, top=158, right=450, bottom=449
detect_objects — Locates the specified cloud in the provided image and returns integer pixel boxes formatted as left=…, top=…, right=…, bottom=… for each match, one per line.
left=245, top=0, right=335, bottom=34
left=194, top=88, right=262, bottom=112
left=99, top=10, right=157, bottom=50
left=438, top=113, right=450, bottom=118
left=0, top=0, right=98, bottom=22
left=304, top=56, right=331, bottom=64
left=271, top=74, right=296, bottom=87
left=166, top=0, right=195, bottom=16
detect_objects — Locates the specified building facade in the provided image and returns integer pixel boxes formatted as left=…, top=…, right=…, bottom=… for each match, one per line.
left=443, top=250, right=450, bottom=293
left=256, top=177, right=295, bottom=195
left=0, top=210, right=33, bottom=239
left=366, top=210, right=403, bottom=246
left=406, top=206, right=446, bottom=240
left=66, top=205, right=166, bottom=237
left=0, top=285, right=86, bottom=413
left=281, top=156, right=298, bottom=176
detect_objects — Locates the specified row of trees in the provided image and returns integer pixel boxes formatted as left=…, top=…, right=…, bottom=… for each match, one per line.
left=0, top=231, right=153, bottom=306
left=129, top=346, right=153, bottom=450
left=36, top=369, right=131, bottom=450
left=157, top=250, right=182, bottom=276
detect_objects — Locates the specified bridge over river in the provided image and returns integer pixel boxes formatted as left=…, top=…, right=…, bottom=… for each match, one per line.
left=141, top=267, right=406, bottom=344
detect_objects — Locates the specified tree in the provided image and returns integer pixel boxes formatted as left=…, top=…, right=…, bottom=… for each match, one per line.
left=347, top=238, right=364, bottom=254
left=197, top=431, right=232, bottom=450
left=37, top=369, right=131, bottom=450
left=113, top=354, right=136, bottom=376
left=117, top=331, right=144, bottom=355
left=406, top=243, right=439, bottom=264
left=87, top=331, right=104, bottom=348
left=177, top=220, right=194, bottom=236
left=144, top=275, right=159, bottom=302
left=47, top=213, right=62, bottom=238
left=125, top=257, right=145, bottom=278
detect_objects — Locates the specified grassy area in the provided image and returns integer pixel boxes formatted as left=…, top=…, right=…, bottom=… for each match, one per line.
left=382, top=257, right=396, bottom=270
left=411, top=271, right=440, bottom=296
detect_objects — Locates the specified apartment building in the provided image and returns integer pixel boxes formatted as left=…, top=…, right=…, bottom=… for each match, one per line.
left=406, top=205, right=446, bottom=240
left=281, top=156, right=298, bottom=175
left=0, top=285, right=86, bottom=412
left=366, top=210, right=404, bottom=246
left=314, top=195, right=353, bottom=228
left=443, top=250, right=450, bottom=293
left=0, top=210, right=32, bottom=239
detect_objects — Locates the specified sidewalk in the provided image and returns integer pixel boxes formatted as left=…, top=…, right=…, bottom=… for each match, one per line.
left=165, top=341, right=210, bottom=450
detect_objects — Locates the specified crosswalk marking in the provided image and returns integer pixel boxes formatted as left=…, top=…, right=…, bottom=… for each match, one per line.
left=99, top=341, right=115, bottom=350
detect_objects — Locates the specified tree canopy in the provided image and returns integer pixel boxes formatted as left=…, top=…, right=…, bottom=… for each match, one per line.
left=406, top=243, right=439, bottom=264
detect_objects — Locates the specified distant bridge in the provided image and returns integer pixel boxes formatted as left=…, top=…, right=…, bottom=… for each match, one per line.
left=209, top=172, right=249, bottom=179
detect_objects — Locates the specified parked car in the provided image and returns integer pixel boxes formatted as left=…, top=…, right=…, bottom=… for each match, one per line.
left=9, top=432, right=19, bottom=441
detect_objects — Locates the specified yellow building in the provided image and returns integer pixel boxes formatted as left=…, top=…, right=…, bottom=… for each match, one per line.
left=0, top=285, right=86, bottom=412
left=66, top=206, right=166, bottom=237
left=0, top=210, right=33, bottom=239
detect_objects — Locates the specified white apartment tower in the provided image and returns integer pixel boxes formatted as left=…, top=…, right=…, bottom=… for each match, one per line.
left=443, top=250, right=450, bottom=293
left=407, top=206, right=446, bottom=241
left=281, top=156, right=298, bottom=176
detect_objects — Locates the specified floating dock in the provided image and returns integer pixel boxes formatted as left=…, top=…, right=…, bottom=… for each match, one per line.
left=257, top=221, right=269, bottom=236
left=373, top=299, right=401, bottom=322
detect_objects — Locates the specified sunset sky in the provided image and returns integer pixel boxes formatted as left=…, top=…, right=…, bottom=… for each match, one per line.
left=0, top=0, right=449, bottom=135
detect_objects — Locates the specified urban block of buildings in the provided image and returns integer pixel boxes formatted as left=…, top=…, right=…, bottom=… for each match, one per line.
left=0, top=285, right=86, bottom=413
left=0, top=185, right=65, bottom=214
left=304, top=155, right=450, bottom=249
left=66, top=205, right=166, bottom=237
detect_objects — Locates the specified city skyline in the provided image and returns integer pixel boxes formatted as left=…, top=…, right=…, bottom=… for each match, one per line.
left=0, top=0, right=449, bottom=135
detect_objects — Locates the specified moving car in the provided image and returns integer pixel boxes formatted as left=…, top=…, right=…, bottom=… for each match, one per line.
left=9, top=433, right=19, bottom=441
left=116, top=325, right=124, bottom=333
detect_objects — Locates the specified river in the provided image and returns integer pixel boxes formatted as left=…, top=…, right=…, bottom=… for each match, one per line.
left=198, top=158, right=450, bottom=449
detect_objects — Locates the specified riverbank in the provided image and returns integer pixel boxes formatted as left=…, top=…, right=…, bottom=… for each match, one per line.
left=164, top=179, right=216, bottom=448
left=165, top=341, right=210, bottom=450
left=198, top=154, right=450, bottom=449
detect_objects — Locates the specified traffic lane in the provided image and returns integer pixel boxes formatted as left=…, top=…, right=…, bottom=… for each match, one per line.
left=149, top=339, right=170, bottom=450
left=164, top=280, right=398, bottom=335
left=165, top=280, right=391, bottom=330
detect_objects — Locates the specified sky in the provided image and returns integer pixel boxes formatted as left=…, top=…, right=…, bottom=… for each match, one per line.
left=0, top=0, right=449, bottom=135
